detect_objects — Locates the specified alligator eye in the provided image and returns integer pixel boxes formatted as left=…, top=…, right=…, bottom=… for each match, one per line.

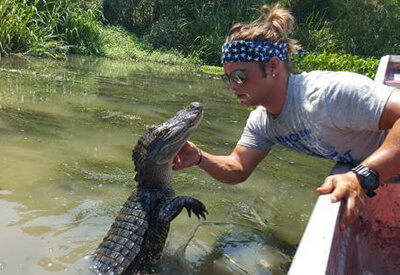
left=158, top=129, right=169, bottom=137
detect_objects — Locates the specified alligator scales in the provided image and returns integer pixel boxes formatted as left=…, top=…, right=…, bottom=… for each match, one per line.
left=91, top=102, right=208, bottom=274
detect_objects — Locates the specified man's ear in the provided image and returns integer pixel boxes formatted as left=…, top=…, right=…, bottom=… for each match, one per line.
left=268, top=57, right=281, bottom=76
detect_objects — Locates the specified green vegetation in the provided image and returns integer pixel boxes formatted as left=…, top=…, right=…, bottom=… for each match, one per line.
left=201, top=54, right=380, bottom=79
left=293, top=53, right=379, bottom=79
left=0, top=0, right=196, bottom=64
left=102, top=0, right=400, bottom=63
left=1, top=0, right=399, bottom=73
left=0, top=0, right=101, bottom=58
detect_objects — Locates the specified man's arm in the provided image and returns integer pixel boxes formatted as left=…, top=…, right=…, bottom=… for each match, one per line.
left=173, top=141, right=269, bottom=184
left=363, top=89, right=400, bottom=181
left=198, top=145, right=270, bottom=184
left=317, top=89, right=400, bottom=231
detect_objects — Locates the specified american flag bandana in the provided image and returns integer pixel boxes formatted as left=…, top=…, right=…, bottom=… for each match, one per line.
left=221, top=40, right=288, bottom=64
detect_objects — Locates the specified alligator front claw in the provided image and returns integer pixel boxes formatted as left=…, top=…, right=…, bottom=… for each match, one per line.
left=159, top=196, right=208, bottom=223
left=185, top=198, right=208, bottom=220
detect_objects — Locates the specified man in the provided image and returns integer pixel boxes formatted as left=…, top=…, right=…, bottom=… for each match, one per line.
left=173, top=5, right=400, bottom=231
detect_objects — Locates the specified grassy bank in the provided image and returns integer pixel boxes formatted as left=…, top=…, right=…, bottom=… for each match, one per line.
left=0, top=0, right=394, bottom=77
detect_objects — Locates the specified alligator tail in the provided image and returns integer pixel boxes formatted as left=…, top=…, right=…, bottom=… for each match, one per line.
left=91, top=190, right=150, bottom=275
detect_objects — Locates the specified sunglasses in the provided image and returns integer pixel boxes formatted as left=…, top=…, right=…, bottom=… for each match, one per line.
left=222, top=69, right=248, bottom=86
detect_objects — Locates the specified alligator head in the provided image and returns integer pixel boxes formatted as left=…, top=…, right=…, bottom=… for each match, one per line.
left=132, top=102, right=203, bottom=185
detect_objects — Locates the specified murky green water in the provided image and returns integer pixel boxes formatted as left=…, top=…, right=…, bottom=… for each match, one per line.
left=0, top=55, right=333, bottom=274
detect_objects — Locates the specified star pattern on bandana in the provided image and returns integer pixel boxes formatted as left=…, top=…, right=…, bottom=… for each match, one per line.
left=221, top=40, right=288, bottom=64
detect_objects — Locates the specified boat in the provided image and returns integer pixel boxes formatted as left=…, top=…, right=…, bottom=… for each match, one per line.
left=288, top=55, right=400, bottom=274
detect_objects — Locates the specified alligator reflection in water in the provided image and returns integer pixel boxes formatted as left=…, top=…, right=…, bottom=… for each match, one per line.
left=151, top=220, right=294, bottom=274
left=91, top=102, right=208, bottom=274
left=198, top=230, right=292, bottom=274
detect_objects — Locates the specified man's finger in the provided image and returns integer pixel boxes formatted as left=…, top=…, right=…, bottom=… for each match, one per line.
left=330, top=180, right=351, bottom=203
left=340, top=197, right=357, bottom=231
left=316, top=176, right=334, bottom=194
left=172, top=155, right=182, bottom=170
left=341, top=191, right=366, bottom=231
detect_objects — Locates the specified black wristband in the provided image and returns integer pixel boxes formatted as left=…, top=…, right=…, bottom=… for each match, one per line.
left=352, top=164, right=380, bottom=198
left=196, top=149, right=203, bottom=166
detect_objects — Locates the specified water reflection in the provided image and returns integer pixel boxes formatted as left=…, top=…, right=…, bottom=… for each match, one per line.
left=0, top=55, right=333, bottom=274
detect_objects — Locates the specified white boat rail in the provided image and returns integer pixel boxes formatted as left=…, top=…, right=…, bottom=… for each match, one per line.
left=288, top=164, right=356, bottom=275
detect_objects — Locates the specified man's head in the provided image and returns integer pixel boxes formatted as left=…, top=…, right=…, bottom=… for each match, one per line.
left=222, top=59, right=286, bottom=108
left=221, top=4, right=299, bottom=110
left=223, top=4, right=299, bottom=69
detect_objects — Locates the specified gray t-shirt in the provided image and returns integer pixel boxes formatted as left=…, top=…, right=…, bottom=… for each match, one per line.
left=238, top=71, right=395, bottom=164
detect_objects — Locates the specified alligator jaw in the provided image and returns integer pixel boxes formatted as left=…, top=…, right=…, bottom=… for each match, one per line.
left=151, top=102, right=203, bottom=165
left=132, top=102, right=203, bottom=183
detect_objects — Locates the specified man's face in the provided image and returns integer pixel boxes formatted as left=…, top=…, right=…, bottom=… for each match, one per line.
left=223, top=62, right=274, bottom=107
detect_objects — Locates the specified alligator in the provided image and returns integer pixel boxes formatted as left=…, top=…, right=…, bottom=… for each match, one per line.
left=91, top=102, right=208, bottom=274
